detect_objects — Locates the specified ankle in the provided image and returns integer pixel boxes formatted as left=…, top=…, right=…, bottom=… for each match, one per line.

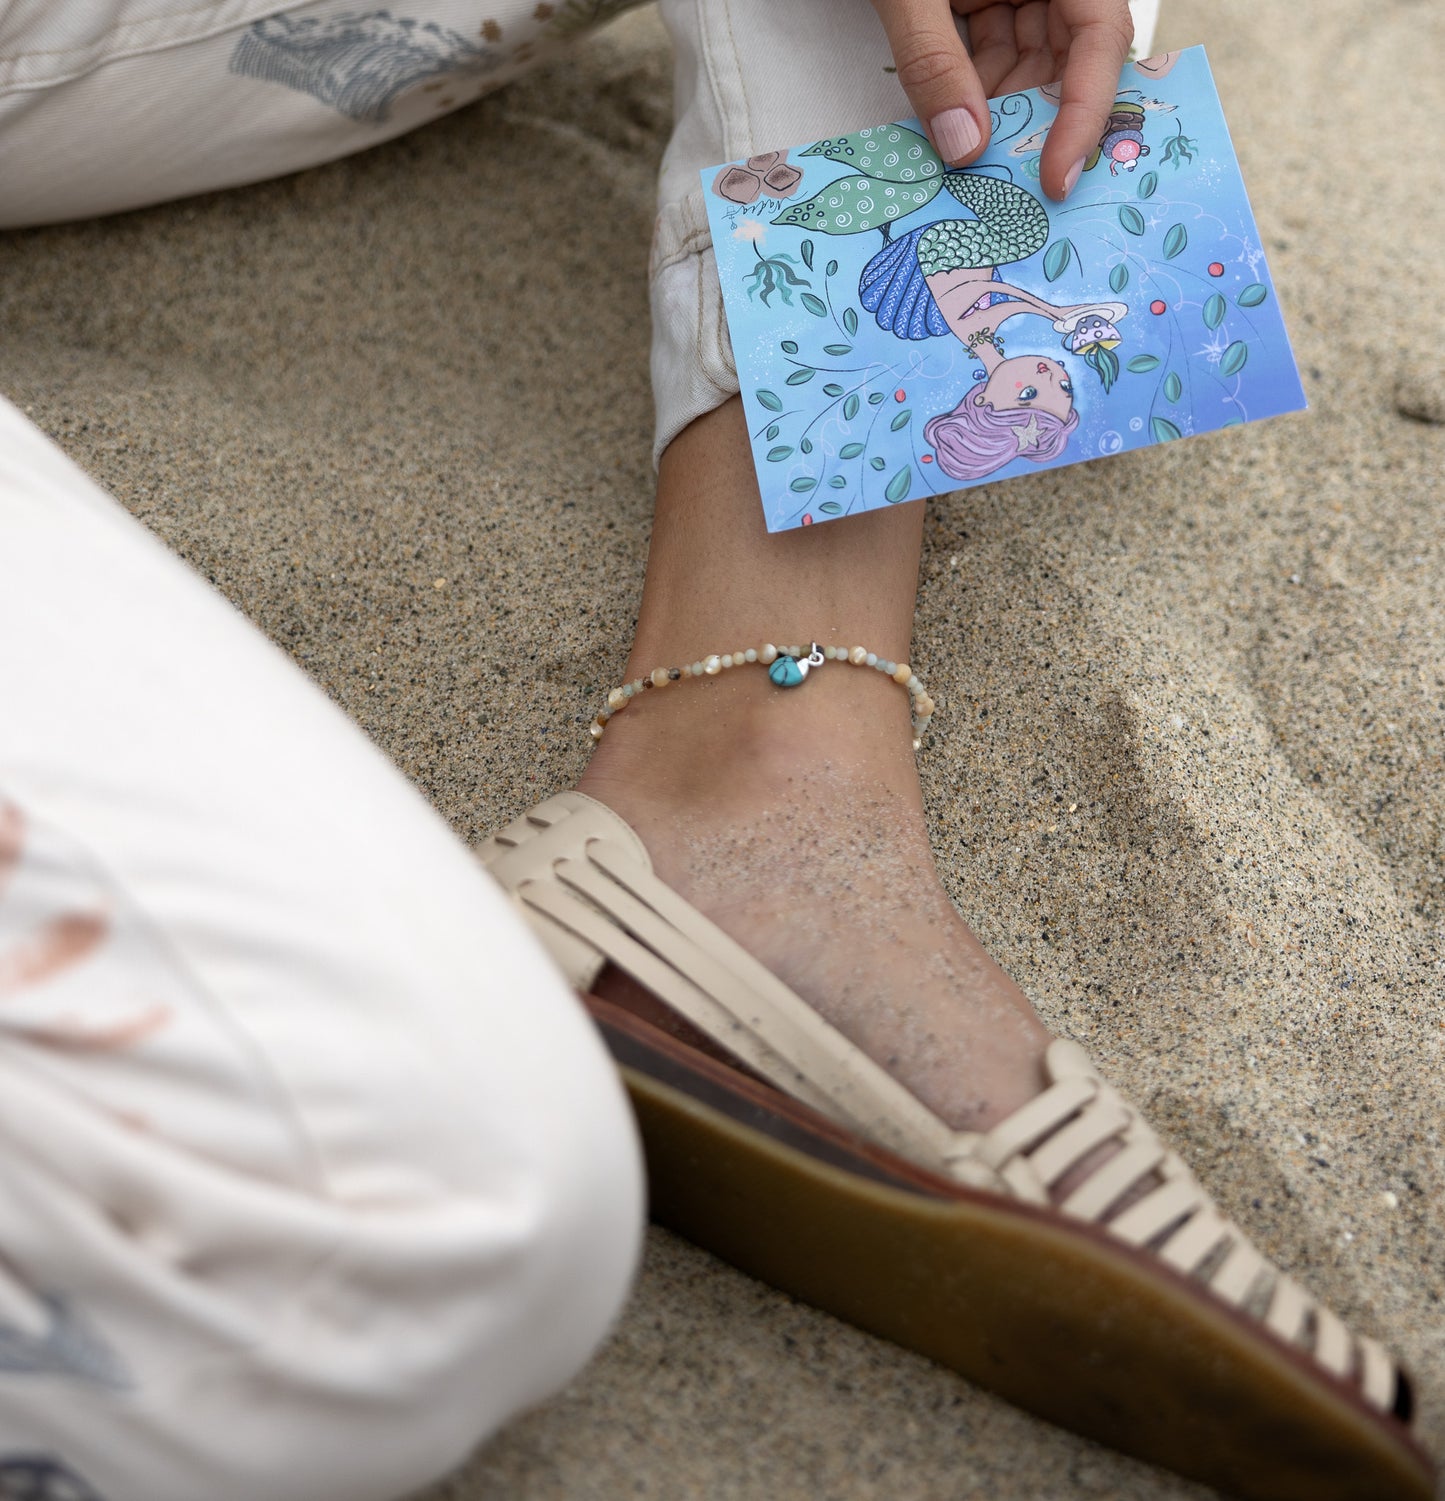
left=578, top=659, right=924, bottom=820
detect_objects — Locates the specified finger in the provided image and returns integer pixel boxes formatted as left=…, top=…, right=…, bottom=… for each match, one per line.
left=1039, top=4, right=1134, bottom=200
left=992, top=2, right=1060, bottom=95
left=964, top=4, right=1020, bottom=99
left=872, top=0, right=991, bottom=166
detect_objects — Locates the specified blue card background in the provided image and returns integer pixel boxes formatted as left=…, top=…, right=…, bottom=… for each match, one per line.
left=702, top=47, right=1307, bottom=532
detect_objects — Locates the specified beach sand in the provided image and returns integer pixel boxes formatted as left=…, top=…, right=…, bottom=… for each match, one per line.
left=2, top=1, right=1441, bottom=1496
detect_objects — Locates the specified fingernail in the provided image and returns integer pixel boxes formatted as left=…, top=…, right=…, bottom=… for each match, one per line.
left=1062, top=156, right=1086, bottom=198
left=930, top=108, right=981, bottom=165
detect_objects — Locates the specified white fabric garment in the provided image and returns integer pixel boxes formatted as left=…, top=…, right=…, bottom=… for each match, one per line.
left=0, top=396, right=643, bottom=1501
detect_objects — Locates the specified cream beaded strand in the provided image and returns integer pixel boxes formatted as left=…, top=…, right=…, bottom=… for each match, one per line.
left=589, top=641, right=935, bottom=750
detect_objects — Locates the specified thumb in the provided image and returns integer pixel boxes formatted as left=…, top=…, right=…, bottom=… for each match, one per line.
left=872, top=0, right=990, bottom=167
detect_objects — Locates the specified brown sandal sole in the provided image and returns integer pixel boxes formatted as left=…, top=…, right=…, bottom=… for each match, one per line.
left=586, top=993, right=1435, bottom=1501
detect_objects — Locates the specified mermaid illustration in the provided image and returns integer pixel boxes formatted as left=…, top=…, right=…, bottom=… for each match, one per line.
left=858, top=173, right=1126, bottom=482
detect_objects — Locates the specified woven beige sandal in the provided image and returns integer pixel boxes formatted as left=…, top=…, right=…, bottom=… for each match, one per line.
left=480, top=792, right=1433, bottom=1501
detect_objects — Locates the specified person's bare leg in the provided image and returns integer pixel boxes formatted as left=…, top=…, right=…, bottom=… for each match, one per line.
left=578, top=397, right=1052, bottom=1131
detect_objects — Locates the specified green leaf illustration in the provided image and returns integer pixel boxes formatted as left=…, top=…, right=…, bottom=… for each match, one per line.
left=1238, top=284, right=1268, bottom=308
left=766, top=423, right=779, bottom=440
left=1085, top=344, right=1119, bottom=395
left=773, top=171, right=944, bottom=235
left=1163, top=371, right=1182, bottom=403
left=870, top=456, right=887, bottom=470
left=1223, top=417, right=1244, bottom=427
left=800, top=124, right=943, bottom=184
left=1109, top=263, right=1129, bottom=293
left=780, top=340, right=798, bottom=354
left=1119, top=205, right=1146, bottom=236
left=801, top=239, right=814, bottom=271
left=1150, top=416, right=1182, bottom=443
left=1219, top=341, right=1248, bottom=377
left=1127, top=354, right=1160, bottom=373
left=823, top=344, right=853, bottom=356
left=828, top=475, right=847, bottom=488
left=800, top=437, right=814, bottom=454
left=890, top=409, right=911, bottom=431
left=767, top=445, right=794, bottom=461
left=790, top=476, right=818, bottom=492
left=843, top=394, right=860, bottom=420
left=839, top=442, right=866, bottom=459
left=786, top=368, right=815, bottom=385
left=819, top=500, right=844, bottom=514
left=826, top=259, right=838, bottom=276
left=868, top=392, right=887, bottom=404
left=1043, top=238, right=1075, bottom=282
left=1203, top=294, right=1226, bottom=329
left=823, top=383, right=845, bottom=397
left=1163, top=223, right=1188, bottom=260
left=843, top=307, right=859, bottom=336
left=1137, top=171, right=1158, bottom=199
left=800, top=293, right=828, bottom=318
left=884, top=466, right=912, bottom=503
left=757, top=389, right=783, bottom=411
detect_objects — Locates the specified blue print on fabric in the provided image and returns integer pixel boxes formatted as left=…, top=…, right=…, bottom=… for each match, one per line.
left=229, top=10, right=502, bottom=123
left=0, top=1457, right=106, bottom=1501
left=0, top=1296, right=130, bottom=1390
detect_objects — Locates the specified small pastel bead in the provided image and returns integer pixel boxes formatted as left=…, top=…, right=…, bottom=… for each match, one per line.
left=721, top=654, right=733, bottom=668
left=916, top=694, right=934, bottom=716
left=589, top=723, right=606, bottom=740
left=893, top=663, right=911, bottom=684
left=744, top=648, right=758, bottom=663
left=607, top=688, right=627, bottom=710
left=704, top=655, right=723, bottom=675
left=788, top=646, right=803, bottom=659
left=907, top=675, right=922, bottom=692
left=877, top=660, right=894, bottom=674
left=760, top=644, right=777, bottom=665
left=823, top=646, right=837, bottom=660
left=913, top=738, right=922, bottom=752
left=692, top=661, right=704, bottom=676
left=632, top=679, right=645, bottom=693
left=651, top=668, right=669, bottom=688
left=865, top=653, right=877, bottom=667
left=850, top=646, right=867, bottom=665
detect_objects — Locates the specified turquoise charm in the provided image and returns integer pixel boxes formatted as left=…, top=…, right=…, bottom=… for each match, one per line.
left=768, top=642, right=825, bottom=689
left=769, top=655, right=806, bottom=688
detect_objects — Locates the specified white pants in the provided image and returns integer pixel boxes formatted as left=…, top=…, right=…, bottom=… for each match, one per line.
left=0, top=394, right=643, bottom=1500
left=0, top=4, right=1158, bottom=1497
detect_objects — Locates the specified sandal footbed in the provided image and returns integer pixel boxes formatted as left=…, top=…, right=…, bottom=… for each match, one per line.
left=587, top=996, right=1434, bottom=1501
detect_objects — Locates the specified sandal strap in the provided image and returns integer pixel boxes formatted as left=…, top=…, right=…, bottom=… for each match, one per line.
left=480, top=792, right=1404, bottom=1415
left=481, top=793, right=999, bottom=1187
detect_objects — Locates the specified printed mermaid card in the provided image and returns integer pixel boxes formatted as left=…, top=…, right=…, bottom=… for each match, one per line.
left=702, top=46, right=1306, bottom=532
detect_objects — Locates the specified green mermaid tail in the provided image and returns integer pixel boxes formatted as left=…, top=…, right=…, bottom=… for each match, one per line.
left=916, top=174, right=1048, bottom=276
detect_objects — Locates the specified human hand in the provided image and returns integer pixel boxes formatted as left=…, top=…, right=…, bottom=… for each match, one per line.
left=869, top=0, right=1134, bottom=201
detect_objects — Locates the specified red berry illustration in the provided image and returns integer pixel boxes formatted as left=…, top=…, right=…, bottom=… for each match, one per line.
left=894, top=389, right=906, bottom=402
left=1208, top=262, right=1224, bottom=277
left=1150, top=299, right=1167, bottom=315
left=921, top=453, right=933, bottom=463
left=802, top=514, right=813, bottom=526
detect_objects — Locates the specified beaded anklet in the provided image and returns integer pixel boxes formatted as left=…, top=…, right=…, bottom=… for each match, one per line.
left=590, top=641, right=935, bottom=750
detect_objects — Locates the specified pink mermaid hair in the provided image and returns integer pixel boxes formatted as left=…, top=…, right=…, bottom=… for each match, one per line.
left=924, top=378, right=1079, bottom=482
